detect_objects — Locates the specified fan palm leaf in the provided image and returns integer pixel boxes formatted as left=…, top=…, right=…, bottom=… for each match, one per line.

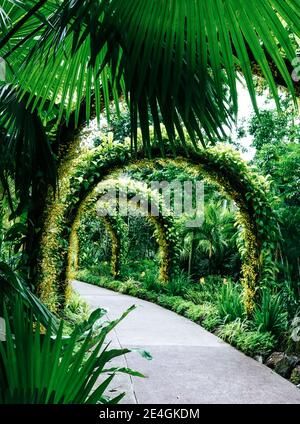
left=0, top=83, right=56, bottom=208
left=0, top=0, right=299, bottom=153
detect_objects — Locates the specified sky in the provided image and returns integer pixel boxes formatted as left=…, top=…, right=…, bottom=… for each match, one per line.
left=79, top=80, right=275, bottom=161
left=233, top=81, right=275, bottom=161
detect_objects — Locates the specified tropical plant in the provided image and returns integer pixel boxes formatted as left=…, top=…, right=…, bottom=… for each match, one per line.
left=242, top=97, right=300, bottom=284
left=184, top=275, right=225, bottom=304
left=0, top=296, right=148, bottom=404
left=253, top=289, right=288, bottom=336
left=0, top=261, right=57, bottom=330
left=217, top=281, right=245, bottom=323
left=0, top=0, right=299, bottom=206
left=217, top=320, right=276, bottom=357
left=63, top=291, right=90, bottom=327
left=180, top=201, right=239, bottom=277
left=0, top=0, right=298, bottom=294
left=165, top=271, right=192, bottom=297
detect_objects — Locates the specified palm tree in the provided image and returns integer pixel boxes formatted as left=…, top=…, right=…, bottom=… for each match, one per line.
left=180, top=201, right=237, bottom=277
left=0, top=0, right=299, bottom=283
left=1, top=1, right=299, bottom=155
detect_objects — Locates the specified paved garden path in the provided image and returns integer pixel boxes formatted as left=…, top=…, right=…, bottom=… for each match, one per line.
left=73, top=280, right=300, bottom=404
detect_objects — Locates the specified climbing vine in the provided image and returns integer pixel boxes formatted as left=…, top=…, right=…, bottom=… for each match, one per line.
left=69, top=202, right=129, bottom=280
left=38, top=131, right=278, bottom=313
left=69, top=177, right=180, bottom=283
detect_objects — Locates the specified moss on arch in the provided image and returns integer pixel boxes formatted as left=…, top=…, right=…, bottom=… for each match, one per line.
left=38, top=137, right=278, bottom=313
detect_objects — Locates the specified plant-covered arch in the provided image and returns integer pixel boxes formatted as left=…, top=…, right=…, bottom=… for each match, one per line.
left=68, top=177, right=180, bottom=283
left=38, top=137, right=278, bottom=313
left=69, top=207, right=128, bottom=280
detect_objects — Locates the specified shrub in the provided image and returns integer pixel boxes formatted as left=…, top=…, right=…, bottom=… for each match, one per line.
left=184, top=289, right=209, bottom=305
left=119, top=278, right=139, bottom=294
left=217, top=282, right=245, bottom=323
left=75, top=270, right=101, bottom=286
left=217, top=319, right=277, bottom=357
left=184, top=276, right=225, bottom=304
left=235, top=331, right=276, bottom=357
left=142, top=272, right=163, bottom=293
left=217, top=319, right=247, bottom=344
left=0, top=297, right=148, bottom=403
left=63, top=291, right=90, bottom=331
left=184, top=304, right=206, bottom=322
left=202, top=314, right=222, bottom=332
left=280, top=279, right=300, bottom=318
left=143, top=291, right=159, bottom=302
left=199, top=303, right=222, bottom=331
left=253, top=289, right=288, bottom=336
left=156, top=294, right=182, bottom=310
left=166, top=272, right=192, bottom=296
left=174, top=300, right=195, bottom=315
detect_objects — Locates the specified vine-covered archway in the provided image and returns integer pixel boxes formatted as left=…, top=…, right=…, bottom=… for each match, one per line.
left=38, top=137, right=278, bottom=313
left=69, top=177, right=180, bottom=283
left=69, top=209, right=129, bottom=280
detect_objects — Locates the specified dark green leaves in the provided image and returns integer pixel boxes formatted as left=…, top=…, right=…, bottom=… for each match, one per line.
left=0, top=83, right=57, bottom=208
left=0, top=297, right=147, bottom=404
left=0, top=262, right=58, bottom=330
left=0, top=0, right=299, bottom=153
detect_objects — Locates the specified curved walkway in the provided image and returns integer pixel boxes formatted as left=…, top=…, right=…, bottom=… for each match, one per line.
left=73, top=281, right=300, bottom=404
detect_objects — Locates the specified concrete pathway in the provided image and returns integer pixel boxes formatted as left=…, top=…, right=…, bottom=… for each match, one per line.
left=73, top=280, right=300, bottom=404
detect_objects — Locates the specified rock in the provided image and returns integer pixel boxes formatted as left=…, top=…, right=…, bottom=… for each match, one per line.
left=290, top=365, right=300, bottom=385
left=266, top=352, right=285, bottom=368
left=266, top=352, right=299, bottom=378
left=254, top=355, right=263, bottom=363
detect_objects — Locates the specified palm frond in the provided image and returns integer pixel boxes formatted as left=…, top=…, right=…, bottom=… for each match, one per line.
left=0, top=82, right=56, bottom=207
left=0, top=0, right=299, bottom=152
left=0, top=297, right=147, bottom=404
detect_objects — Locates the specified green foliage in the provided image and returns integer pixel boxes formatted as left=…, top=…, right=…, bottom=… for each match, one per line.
left=40, top=137, right=278, bottom=314
left=202, top=314, right=222, bottom=332
left=0, top=296, right=148, bottom=404
left=217, top=282, right=246, bottom=323
left=165, top=272, right=192, bottom=297
left=0, top=262, right=58, bottom=331
left=217, top=319, right=247, bottom=344
left=62, top=291, right=91, bottom=329
left=244, top=98, right=300, bottom=285
left=253, top=290, right=288, bottom=336
left=128, top=259, right=159, bottom=282
left=248, top=108, right=293, bottom=151
left=75, top=269, right=103, bottom=287
left=2, top=0, right=299, bottom=155
left=141, top=272, right=162, bottom=294
left=280, top=279, right=300, bottom=318
left=217, top=320, right=276, bottom=357
left=235, top=331, right=276, bottom=358
left=179, top=200, right=240, bottom=278
left=183, top=304, right=206, bottom=323
left=77, top=216, right=112, bottom=269
left=184, top=275, right=225, bottom=304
